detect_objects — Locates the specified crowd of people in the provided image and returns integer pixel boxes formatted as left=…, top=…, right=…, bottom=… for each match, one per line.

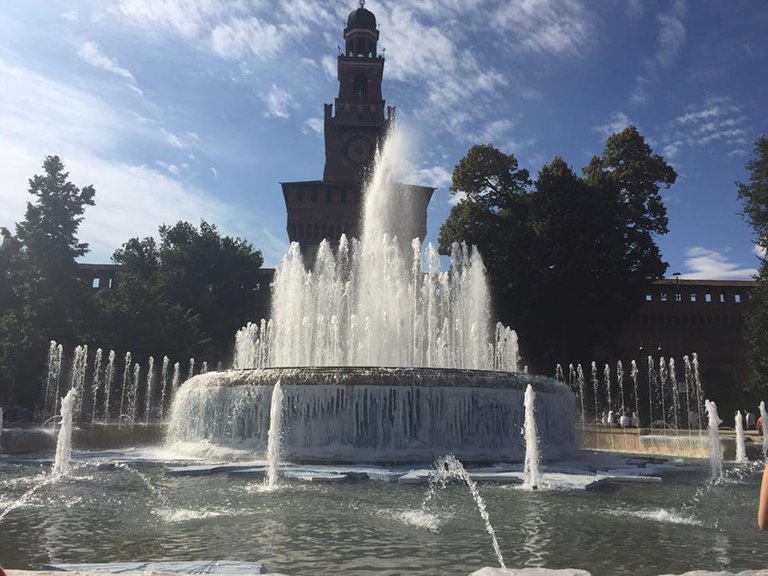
left=600, top=409, right=638, bottom=428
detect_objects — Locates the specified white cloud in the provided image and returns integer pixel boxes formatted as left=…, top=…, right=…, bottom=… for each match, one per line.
left=77, top=41, right=142, bottom=95
left=210, top=166, right=218, bottom=178
left=262, top=84, right=297, bottom=119
left=495, top=0, right=594, bottom=57
left=210, top=17, right=282, bottom=61
left=681, top=246, right=757, bottom=280
left=374, top=6, right=507, bottom=139
left=631, top=0, right=687, bottom=105
left=465, top=119, right=515, bottom=146
left=116, top=0, right=234, bottom=38
left=664, top=96, right=749, bottom=156
left=593, top=112, right=634, bottom=139
left=0, top=55, right=245, bottom=263
left=304, top=117, right=324, bottom=134
left=755, top=244, right=767, bottom=259
left=161, top=128, right=186, bottom=149
left=406, top=164, right=452, bottom=190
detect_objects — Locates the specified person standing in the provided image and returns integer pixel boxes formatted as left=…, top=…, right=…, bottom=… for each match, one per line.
left=747, top=411, right=757, bottom=430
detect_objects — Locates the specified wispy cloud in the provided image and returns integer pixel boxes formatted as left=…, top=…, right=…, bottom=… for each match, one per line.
left=210, top=17, right=282, bottom=61
left=664, top=96, right=750, bottom=156
left=495, top=0, right=594, bottom=58
left=681, top=246, right=757, bottom=280
left=593, top=112, right=634, bottom=139
left=406, top=164, right=452, bottom=191
left=77, top=41, right=142, bottom=95
left=303, top=117, right=324, bottom=135
left=631, top=0, right=687, bottom=105
left=0, top=55, right=245, bottom=262
left=262, top=84, right=297, bottom=119
left=465, top=119, right=516, bottom=146
left=755, top=244, right=767, bottom=260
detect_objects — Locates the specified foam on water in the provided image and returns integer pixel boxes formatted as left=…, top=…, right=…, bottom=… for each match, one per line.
left=625, top=508, right=703, bottom=526
left=157, top=507, right=241, bottom=523
left=393, top=509, right=443, bottom=532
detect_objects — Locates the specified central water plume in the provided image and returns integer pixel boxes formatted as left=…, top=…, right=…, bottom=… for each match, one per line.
left=168, top=125, right=576, bottom=462
left=234, top=126, right=518, bottom=372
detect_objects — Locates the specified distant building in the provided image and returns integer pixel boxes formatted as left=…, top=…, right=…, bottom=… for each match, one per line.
left=281, top=2, right=434, bottom=262
left=615, top=278, right=756, bottom=401
left=77, top=263, right=120, bottom=290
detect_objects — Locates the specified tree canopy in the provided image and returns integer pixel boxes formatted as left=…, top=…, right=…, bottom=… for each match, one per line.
left=95, top=221, right=265, bottom=362
left=0, top=156, right=95, bottom=406
left=439, top=127, right=676, bottom=370
left=738, top=136, right=768, bottom=391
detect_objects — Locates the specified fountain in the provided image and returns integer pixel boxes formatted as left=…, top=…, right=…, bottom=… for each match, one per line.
left=52, top=388, right=77, bottom=477
left=705, top=399, right=722, bottom=482
left=760, top=400, right=768, bottom=459
left=735, top=410, right=747, bottom=463
left=166, top=127, right=576, bottom=463
left=523, top=384, right=540, bottom=490
left=264, top=381, right=284, bottom=490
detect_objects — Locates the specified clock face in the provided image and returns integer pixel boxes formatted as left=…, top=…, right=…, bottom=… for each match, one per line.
left=346, top=137, right=372, bottom=163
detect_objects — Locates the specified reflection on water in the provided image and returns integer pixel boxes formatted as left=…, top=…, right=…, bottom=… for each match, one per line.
left=0, top=459, right=765, bottom=575
left=521, top=494, right=551, bottom=568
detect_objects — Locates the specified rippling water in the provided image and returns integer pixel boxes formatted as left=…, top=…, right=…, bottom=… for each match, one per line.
left=0, top=458, right=765, bottom=575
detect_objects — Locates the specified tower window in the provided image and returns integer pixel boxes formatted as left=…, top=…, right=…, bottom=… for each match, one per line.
left=311, top=189, right=318, bottom=202
left=297, top=189, right=303, bottom=202
left=340, top=190, right=347, bottom=203
left=326, top=189, right=333, bottom=202
left=354, top=74, right=368, bottom=102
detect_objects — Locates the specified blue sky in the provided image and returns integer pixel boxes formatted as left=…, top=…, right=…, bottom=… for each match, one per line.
left=0, top=0, right=766, bottom=279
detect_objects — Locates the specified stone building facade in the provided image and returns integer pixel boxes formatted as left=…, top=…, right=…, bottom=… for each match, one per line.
left=615, top=278, right=756, bottom=404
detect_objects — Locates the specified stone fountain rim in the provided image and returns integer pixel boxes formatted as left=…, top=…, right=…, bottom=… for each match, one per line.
left=187, top=365, right=570, bottom=393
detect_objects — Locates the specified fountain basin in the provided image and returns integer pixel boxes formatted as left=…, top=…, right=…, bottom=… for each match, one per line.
left=166, top=367, right=577, bottom=463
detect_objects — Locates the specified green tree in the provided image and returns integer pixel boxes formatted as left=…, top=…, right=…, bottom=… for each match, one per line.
left=0, top=156, right=95, bottom=406
left=96, top=221, right=264, bottom=363
left=738, top=136, right=768, bottom=391
left=439, top=127, right=676, bottom=370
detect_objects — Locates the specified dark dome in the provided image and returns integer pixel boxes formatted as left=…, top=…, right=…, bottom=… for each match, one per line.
left=347, top=7, right=376, bottom=30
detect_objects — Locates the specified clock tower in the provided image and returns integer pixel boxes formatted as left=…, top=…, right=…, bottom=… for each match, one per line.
left=281, top=2, right=434, bottom=261
left=323, top=1, right=389, bottom=182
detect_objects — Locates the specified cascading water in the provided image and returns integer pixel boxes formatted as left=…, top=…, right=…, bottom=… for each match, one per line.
left=103, top=350, right=116, bottom=422
left=705, top=399, right=722, bottom=482
left=631, top=360, right=639, bottom=427
left=52, top=388, right=77, bottom=477
left=425, top=454, right=505, bottom=569
left=44, top=341, right=64, bottom=420
left=120, top=352, right=132, bottom=421
left=70, top=344, right=88, bottom=421
left=265, top=381, right=284, bottom=490
left=735, top=410, right=747, bottom=463
left=523, top=384, right=540, bottom=489
left=90, top=348, right=103, bottom=423
left=166, top=125, right=576, bottom=462
left=145, top=356, right=155, bottom=422
left=591, top=362, right=599, bottom=423
left=616, top=361, right=624, bottom=412
left=759, top=401, right=768, bottom=459
left=159, top=356, right=170, bottom=420
left=576, top=364, right=586, bottom=426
